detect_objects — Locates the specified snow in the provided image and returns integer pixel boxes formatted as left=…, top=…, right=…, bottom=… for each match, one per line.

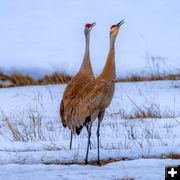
left=0, top=0, right=180, bottom=79
left=0, top=81, right=180, bottom=179
left=0, top=159, right=180, bottom=180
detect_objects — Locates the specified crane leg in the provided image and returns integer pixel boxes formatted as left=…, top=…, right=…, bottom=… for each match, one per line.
left=97, top=110, right=105, bottom=165
left=69, top=132, right=73, bottom=150
left=86, top=124, right=93, bottom=149
left=85, top=123, right=92, bottom=164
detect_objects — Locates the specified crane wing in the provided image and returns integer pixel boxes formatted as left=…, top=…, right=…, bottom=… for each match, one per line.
left=59, top=82, right=72, bottom=127
left=67, top=79, right=111, bottom=134
left=60, top=74, right=94, bottom=127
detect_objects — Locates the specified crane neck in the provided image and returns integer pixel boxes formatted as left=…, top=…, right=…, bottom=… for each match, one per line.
left=79, top=30, right=93, bottom=76
left=98, top=36, right=116, bottom=80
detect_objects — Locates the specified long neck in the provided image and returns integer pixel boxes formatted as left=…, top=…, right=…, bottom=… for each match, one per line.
left=79, top=31, right=93, bottom=76
left=98, top=36, right=116, bottom=80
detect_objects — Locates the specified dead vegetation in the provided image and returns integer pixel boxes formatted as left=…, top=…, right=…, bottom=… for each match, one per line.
left=9, top=73, right=36, bottom=86
left=115, top=73, right=180, bottom=82
left=1, top=111, right=44, bottom=141
left=166, top=153, right=180, bottom=159
left=43, top=153, right=180, bottom=167
left=38, top=72, right=71, bottom=85
left=0, top=72, right=72, bottom=88
left=109, top=95, right=176, bottom=119
left=43, top=157, right=132, bottom=167
left=0, top=71, right=180, bottom=88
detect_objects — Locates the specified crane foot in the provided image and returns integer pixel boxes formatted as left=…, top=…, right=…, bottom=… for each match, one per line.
left=85, top=160, right=89, bottom=165
left=96, top=160, right=101, bottom=165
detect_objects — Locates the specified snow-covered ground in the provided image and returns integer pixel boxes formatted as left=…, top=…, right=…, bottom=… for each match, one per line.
left=0, top=159, right=180, bottom=180
left=0, top=0, right=180, bottom=79
left=0, top=80, right=180, bottom=179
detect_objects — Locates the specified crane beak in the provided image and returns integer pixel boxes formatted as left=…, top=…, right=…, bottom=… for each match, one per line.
left=91, top=22, right=96, bottom=27
left=117, top=20, right=124, bottom=27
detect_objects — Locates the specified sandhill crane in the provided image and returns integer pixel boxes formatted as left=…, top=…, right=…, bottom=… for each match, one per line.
left=65, top=20, right=124, bottom=164
left=60, top=22, right=96, bottom=149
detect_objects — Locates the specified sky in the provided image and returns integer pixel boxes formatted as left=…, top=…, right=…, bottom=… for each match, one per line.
left=0, top=0, right=179, bottom=79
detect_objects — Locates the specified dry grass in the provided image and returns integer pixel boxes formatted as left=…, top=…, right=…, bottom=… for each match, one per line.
left=43, top=153, right=180, bottom=166
left=1, top=112, right=22, bottom=141
left=43, top=157, right=132, bottom=167
left=167, top=153, right=180, bottom=159
left=9, top=73, right=36, bottom=86
left=0, top=72, right=72, bottom=88
left=38, top=72, right=71, bottom=85
left=1, top=110, right=45, bottom=142
left=0, top=71, right=180, bottom=88
left=0, top=72, right=36, bottom=87
left=109, top=96, right=175, bottom=119
left=115, top=73, right=180, bottom=82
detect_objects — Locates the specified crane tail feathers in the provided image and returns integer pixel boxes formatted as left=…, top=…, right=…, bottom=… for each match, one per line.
left=60, top=99, right=67, bottom=127
left=75, top=115, right=91, bottom=135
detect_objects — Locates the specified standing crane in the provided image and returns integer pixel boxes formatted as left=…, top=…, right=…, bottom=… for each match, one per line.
left=60, top=22, right=96, bottom=149
left=65, top=20, right=124, bottom=164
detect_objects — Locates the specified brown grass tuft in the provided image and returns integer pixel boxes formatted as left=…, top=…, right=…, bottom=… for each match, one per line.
left=0, top=72, right=72, bottom=88
left=167, top=154, right=180, bottom=159
left=115, top=73, right=180, bottom=82
left=9, top=73, right=36, bottom=86
left=38, top=72, right=71, bottom=85
left=1, top=112, right=22, bottom=141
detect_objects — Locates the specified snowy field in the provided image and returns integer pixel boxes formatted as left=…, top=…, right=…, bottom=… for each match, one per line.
left=0, top=0, right=180, bottom=79
left=0, top=80, right=180, bottom=179
left=1, top=159, right=180, bottom=180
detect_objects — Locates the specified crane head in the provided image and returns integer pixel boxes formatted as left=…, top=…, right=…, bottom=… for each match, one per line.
left=84, top=22, right=96, bottom=35
left=110, top=20, right=124, bottom=37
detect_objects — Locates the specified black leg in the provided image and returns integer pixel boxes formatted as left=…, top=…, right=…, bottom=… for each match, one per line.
left=69, top=132, right=73, bottom=150
left=85, top=124, right=92, bottom=164
left=97, top=122, right=101, bottom=164
left=86, top=124, right=93, bottom=150
left=97, top=110, right=105, bottom=165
